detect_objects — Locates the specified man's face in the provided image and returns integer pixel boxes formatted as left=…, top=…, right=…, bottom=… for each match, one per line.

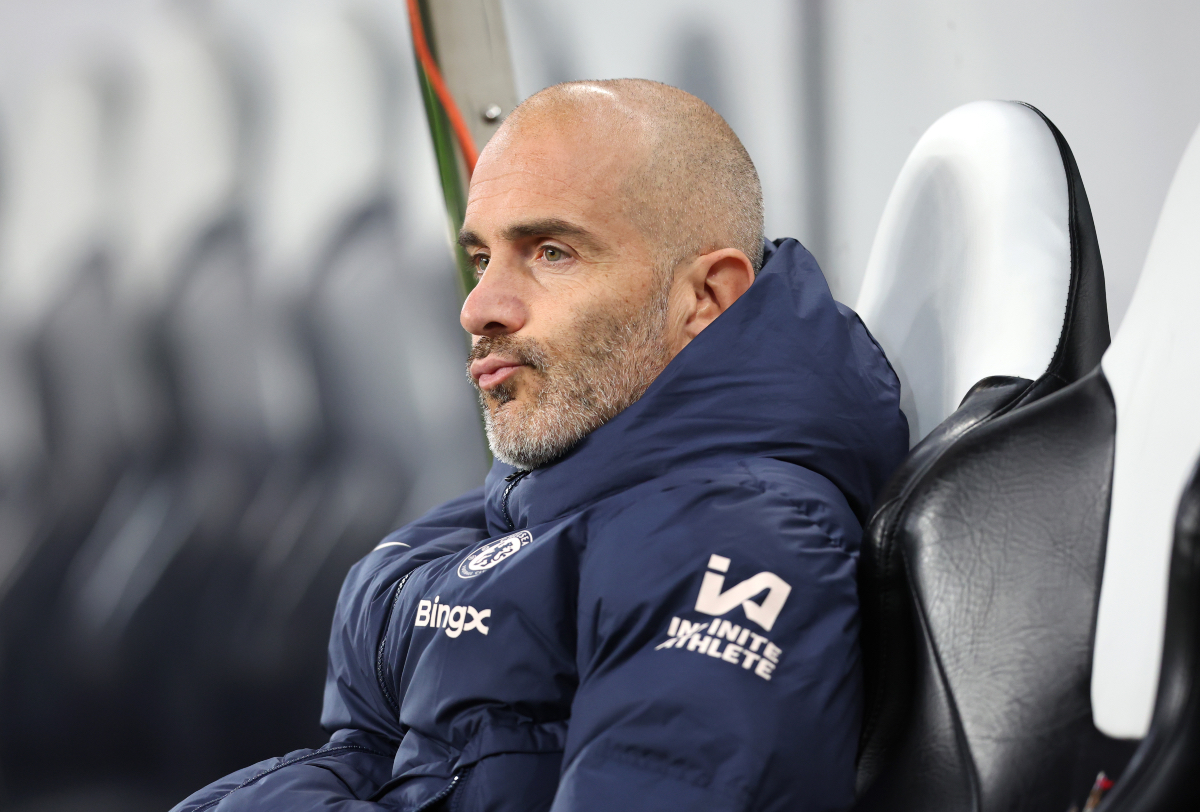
left=459, top=121, right=679, bottom=469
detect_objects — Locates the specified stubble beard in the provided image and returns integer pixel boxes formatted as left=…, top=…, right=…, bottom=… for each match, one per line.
left=467, top=280, right=674, bottom=470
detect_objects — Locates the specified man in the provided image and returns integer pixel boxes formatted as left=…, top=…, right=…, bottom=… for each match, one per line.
left=174, top=79, right=908, bottom=811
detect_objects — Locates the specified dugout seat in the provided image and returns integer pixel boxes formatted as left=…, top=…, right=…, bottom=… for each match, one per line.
left=1079, top=121, right=1200, bottom=812
left=1098, top=459, right=1200, bottom=812
left=190, top=9, right=391, bottom=766
left=0, top=67, right=141, bottom=797
left=851, top=100, right=1114, bottom=804
left=855, top=100, right=1108, bottom=447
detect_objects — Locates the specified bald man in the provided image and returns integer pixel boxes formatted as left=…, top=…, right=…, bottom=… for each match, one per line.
left=174, top=80, right=908, bottom=812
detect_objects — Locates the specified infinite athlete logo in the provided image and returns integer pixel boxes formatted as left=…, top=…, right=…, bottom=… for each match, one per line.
left=457, top=531, right=534, bottom=578
left=652, top=554, right=793, bottom=681
left=694, top=553, right=791, bottom=631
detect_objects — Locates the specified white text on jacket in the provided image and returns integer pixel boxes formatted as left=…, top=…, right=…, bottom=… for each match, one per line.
left=415, top=597, right=491, bottom=637
left=654, top=616, right=782, bottom=680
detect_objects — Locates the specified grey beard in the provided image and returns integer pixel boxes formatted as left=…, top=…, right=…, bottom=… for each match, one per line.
left=469, top=284, right=672, bottom=470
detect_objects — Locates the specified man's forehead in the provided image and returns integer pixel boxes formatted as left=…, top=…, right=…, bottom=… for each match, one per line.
left=464, top=125, right=642, bottom=243
left=475, top=126, right=632, bottom=196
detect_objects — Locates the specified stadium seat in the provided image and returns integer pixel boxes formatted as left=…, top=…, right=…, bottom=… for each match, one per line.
left=182, top=9, right=394, bottom=769
left=855, top=100, right=1108, bottom=447
left=0, top=16, right=263, bottom=807
left=1097, top=457, right=1200, bottom=811
left=0, top=67, right=143, bottom=795
left=1081, top=121, right=1200, bottom=811
left=851, top=101, right=1114, bottom=806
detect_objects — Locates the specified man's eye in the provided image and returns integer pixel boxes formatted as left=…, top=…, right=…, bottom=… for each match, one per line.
left=474, top=255, right=490, bottom=274
left=543, top=246, right=564, bottom=262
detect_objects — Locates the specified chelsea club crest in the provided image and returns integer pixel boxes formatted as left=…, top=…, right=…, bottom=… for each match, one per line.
left=457, top=531, right=534, bottom=578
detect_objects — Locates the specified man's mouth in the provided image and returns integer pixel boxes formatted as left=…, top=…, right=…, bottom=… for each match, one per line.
left=470, top=356, right=526, bottom=390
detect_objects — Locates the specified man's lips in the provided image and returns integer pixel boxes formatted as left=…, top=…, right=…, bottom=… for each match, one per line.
left=470, top=356, right=527, bottom=390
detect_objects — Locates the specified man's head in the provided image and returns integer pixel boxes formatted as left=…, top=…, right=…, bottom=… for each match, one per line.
left=460, top=79, right=763, bottom=469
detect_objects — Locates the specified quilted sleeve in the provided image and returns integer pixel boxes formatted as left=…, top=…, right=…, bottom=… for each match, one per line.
left=170, top=488, right=489, bottom=811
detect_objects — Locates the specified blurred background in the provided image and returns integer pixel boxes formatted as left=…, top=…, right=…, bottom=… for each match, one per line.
left=0, top=0, right=1195, bottom=809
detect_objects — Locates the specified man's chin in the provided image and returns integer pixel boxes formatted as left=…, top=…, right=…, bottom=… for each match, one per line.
left=483, top=402, right=587, bottom=471
left=488, top=432, right=581, bottom=472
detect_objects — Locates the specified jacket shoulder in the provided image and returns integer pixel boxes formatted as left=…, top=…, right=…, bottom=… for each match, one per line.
left=584, top=457, right=861, bottom=563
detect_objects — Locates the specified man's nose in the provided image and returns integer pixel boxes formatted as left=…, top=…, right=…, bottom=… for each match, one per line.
left=459, top=263, right=528, bottom=337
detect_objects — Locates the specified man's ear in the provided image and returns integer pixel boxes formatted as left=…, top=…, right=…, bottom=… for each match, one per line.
left=676, top=248, right=756, bottom=344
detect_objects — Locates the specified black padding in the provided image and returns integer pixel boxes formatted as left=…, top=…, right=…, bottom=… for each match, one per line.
left=855, top=104, right=1113, bottom=800
left=856, top=375, right=1033, bottom=792
left=1019, top=103, right=1111, bottom=398
left=1097, top=459, right=1200, bottom=812
left=857, top=370, right=1136, bottom=811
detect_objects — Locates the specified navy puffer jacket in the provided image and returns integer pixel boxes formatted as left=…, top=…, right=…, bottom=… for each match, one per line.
left=173, top=239, right=909, bottom=812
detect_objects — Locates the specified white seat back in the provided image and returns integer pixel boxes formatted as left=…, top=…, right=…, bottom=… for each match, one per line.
left=1092, top=122, right=1200, bottom=740
left=856, top=100, right=1073, bottom=445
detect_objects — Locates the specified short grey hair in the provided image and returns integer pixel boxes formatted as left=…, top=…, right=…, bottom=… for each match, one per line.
left=505, top=79, right=765, bottom=275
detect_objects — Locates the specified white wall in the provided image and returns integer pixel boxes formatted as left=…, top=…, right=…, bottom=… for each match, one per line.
left=824, top=0, right=1200, bottom=327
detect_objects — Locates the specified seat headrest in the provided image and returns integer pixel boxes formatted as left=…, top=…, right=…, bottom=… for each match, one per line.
left=1092, top=122, right=1200, bottom=739
left=856, top=100, right=1098, bottom=445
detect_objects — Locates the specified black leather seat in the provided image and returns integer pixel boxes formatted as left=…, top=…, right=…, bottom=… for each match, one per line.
left=852, top=101, right=1115, bottom=807
left=856, top=367, right=1133, bottom=810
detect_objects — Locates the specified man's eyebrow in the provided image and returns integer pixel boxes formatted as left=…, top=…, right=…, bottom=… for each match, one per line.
left=458, top=229, right=485, bottom=249
left=457, top=219, right=609, bottom=254
left=502, top=218, right=607, bottom=251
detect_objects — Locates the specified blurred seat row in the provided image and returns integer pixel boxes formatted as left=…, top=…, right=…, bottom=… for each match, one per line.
left=0, top=6, right=484, bottom=809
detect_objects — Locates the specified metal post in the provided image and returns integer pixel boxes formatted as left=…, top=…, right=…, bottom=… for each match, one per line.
left=412, top=0, right=518, bottom=297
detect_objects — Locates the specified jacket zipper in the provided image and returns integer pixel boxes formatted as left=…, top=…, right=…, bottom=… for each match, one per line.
left=375, top=570, right=412, bottom=716
left=501, top=470, right=530, bottom=531
left=413, top=766, right=473, bottom=812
